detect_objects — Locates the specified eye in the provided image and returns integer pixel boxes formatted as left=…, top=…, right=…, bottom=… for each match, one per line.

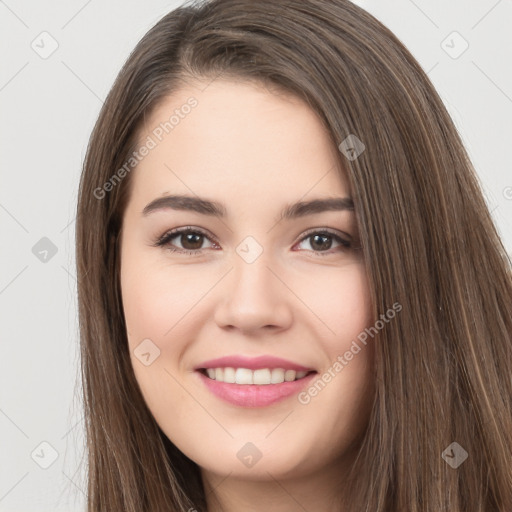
left=294, top=229, right=352, bottom=256
left=154, top=226, right=218, bottom=256
left=154, top=226, right=352, bottom=257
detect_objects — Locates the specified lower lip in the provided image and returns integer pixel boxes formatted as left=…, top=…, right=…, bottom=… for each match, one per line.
left=196, top=370, right=317, bottom=407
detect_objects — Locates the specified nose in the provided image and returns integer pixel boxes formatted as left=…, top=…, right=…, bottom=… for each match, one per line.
left=213, top=249, right=293, bottom=334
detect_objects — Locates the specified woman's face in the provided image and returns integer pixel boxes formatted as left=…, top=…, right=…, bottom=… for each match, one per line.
left=120, top=79, right=375, bottom=483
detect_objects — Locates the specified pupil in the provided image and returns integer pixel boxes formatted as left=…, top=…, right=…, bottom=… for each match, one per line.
left=183, top=233, right=203, bottom=250
left=311, top=234, right=331, bottom=251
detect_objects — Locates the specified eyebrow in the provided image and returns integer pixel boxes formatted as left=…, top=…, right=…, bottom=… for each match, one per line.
left=142, top=194, right=354, bottom=220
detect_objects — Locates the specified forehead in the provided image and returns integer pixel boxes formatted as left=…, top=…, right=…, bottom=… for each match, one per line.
left=129, top=79, right=350, bottom=209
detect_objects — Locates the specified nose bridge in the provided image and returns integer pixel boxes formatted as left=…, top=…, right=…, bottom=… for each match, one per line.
left=233, top=240, right=272, bottom=291
left=232, top=237, right=277, bottom=305
left=214, top=235, right=293, bottom=332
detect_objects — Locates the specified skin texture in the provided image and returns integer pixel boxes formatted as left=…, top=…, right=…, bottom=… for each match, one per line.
left=119, top=79, right=376, bottom=512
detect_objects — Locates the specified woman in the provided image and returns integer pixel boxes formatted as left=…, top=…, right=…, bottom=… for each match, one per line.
left=75, top=0, right=512, bottom=510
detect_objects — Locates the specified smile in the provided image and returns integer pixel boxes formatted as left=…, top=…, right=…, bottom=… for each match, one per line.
left=200, top=367, right=313, bottom=384
left=196, top=368, right=317, bottom=408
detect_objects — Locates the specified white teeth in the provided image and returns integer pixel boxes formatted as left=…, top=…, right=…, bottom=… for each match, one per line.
left=284, top=369, right=296, bottom=382
left=203, top=367, right=311, bottom=384
left=253, top=369, right=271, bottom=385
left=235, top=368, right=253, bottom=384
left=223, top=367, right=236, bottom=383
left=270, top=368, right=285, bottom=383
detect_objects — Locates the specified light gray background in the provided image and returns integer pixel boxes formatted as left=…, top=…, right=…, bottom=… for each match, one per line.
left=1, top=0, right=511, bottom=510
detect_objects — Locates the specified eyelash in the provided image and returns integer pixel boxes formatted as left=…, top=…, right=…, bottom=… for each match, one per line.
left=153, top=226, right=352, bottom=257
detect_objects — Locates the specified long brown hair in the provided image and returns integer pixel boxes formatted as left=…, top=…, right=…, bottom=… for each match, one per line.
left=75, top=0, right=512, bottom=510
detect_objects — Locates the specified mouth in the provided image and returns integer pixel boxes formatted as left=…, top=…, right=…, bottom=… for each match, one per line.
left=197, top=367, right=317, bottom=385
left=195, top=365, right=318, bottom=408
left=193, top=355, right=318, bottom=407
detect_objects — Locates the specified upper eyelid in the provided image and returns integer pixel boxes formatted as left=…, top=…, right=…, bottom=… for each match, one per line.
left=299, top=226, right=352, bottom=241
left=154, top=226, right=218, bottom=249
left=165, top=226, right=219, bottom=244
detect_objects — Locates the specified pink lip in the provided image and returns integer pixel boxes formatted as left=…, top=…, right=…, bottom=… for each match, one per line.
left=196, top=371, right=317, bottom=408
left=194, top=355, right=314, bottom=372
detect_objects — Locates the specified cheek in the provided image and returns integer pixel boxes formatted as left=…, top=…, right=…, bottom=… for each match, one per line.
left=294, top=260, right=372, bottom=340
left=120, top=248, right=204, bottom=415
left=122, top=272, right=188, bottom=342
left=333, top=267, right=372, bottom=336
left=121, top=244, right=210, bottom=345
left=120, top=243, right=226, bottom=411
left=293, top=263, right=374, bottom=434
left=321, top=263, right=374, bottom=379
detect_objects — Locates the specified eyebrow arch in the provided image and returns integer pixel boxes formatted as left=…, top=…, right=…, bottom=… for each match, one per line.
left=142, top=194, right=354, bottom=220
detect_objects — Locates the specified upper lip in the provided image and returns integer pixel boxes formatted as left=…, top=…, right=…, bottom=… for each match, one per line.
left=194, top=355, right=316, bottom=372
